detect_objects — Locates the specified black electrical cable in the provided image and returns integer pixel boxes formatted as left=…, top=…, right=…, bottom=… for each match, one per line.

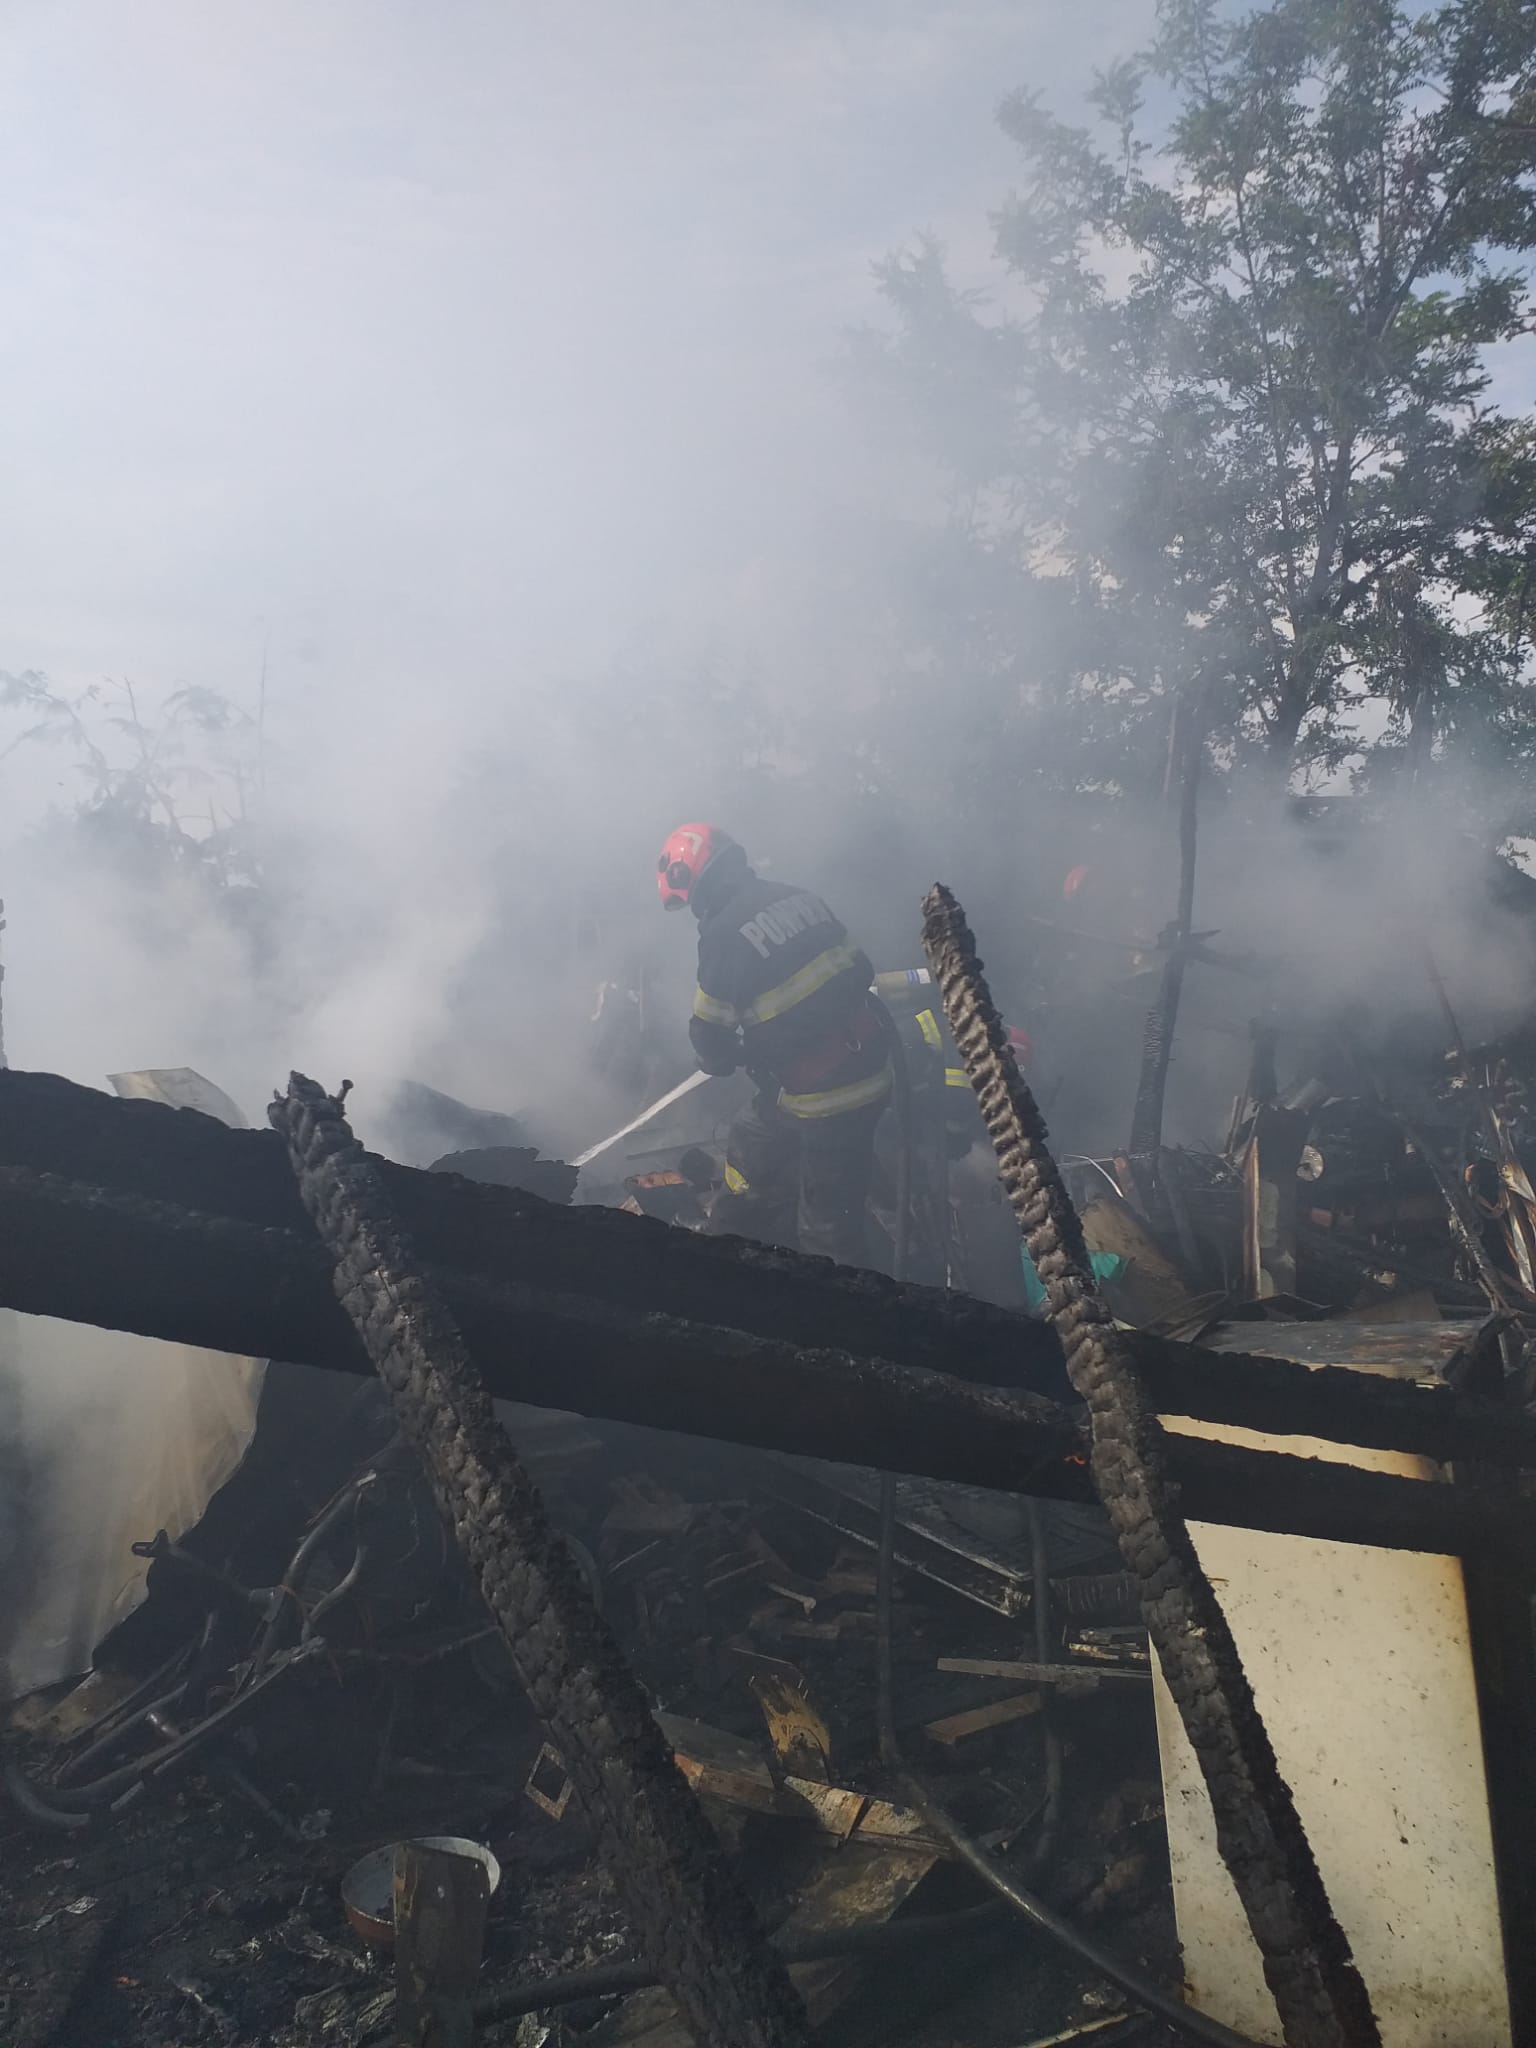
left=893, top=1771, right=1273, bottom=2048
left=3, top=1763, right=96, bottom=1832
left=873, top=1464, right=1267, bottom=2048
left=471, top=1903, right=1008, bottom=2023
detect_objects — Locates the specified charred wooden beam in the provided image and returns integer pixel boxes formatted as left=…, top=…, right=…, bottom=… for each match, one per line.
left=0, top=1068, right=1070, bottom=1394
left=19, top=1161, right=1536, bottom=1587
left=1124, top=1332, right=1536, bottom=1469
left=4, top=1068, right=1535, bottom=1472
left=273, top=1074, right=810, bottom=2048
left=394, top=1841, right=489, bottom=2048
left=0, top=1164, right=1088, bottom=1493
left=3, top=1159, right=1530, bottom=1564
left=922, top=881, right=1378, bottom=2048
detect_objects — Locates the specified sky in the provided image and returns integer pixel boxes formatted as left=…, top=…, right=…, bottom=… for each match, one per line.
left=0, top=0, right=1150, bottom=715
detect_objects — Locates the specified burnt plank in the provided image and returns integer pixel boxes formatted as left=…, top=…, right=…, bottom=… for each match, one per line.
left=5, top=1066, right=1535, bottom=1471
left=394, top=1843, right=489, bottom=2048
left=3, top=1160, right=1535, bottom=1562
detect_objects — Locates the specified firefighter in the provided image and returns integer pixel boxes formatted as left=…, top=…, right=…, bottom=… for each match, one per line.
left=657, top=821, right=890, bottom=1266
left=871, top=968, right=1035, bottom=1286
left=873, top=969, right=1033, bottom=1152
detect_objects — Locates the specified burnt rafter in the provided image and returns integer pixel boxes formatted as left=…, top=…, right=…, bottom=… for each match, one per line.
left=0, top=1070, right=1068, bottom=1382
left=1, top=1070, right=1534, bottom=1567
left=3, top=1068, right=1535, bottom=1464
left=269, top=1074, right=811, bottom=2048
left=921, top=882, right=1379, bottom=2048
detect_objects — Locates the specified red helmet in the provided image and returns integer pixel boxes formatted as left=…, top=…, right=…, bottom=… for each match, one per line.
left=1006, top=1024, right=1034, bottom=1067
left=1062, top=864, right=1091, bottom=901
left=657, top=821, right=737, bottom=911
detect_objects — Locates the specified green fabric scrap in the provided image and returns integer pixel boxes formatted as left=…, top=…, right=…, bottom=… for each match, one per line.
left=1020, top=1247, right=1128, bottom=1315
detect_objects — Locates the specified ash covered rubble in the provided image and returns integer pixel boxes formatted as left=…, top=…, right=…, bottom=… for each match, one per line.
left=0, top=1356, right=1164, bottom=2047
left=0, top=869, right=1534, bottom=2047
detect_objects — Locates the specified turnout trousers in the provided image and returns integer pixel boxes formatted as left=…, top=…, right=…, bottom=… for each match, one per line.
left=709, top=1090, right=887, bottom=1268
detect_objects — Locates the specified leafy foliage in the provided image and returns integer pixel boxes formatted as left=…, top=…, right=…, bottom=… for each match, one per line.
left=0, top=669, right=268, bottom=898
left=852, top=0, right=1536, bottom=810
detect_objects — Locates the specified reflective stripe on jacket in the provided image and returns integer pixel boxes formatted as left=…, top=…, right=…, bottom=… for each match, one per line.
left=778, top=1062, right=892, bottom=1120
left=688, top=872, right=887, bottom=1115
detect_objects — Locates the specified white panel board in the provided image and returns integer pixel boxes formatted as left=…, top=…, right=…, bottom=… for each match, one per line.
left=1, top=1314, right=265, bottom=1698
left=0, top=1070, right=265, bottom=1699
left=1153, top=1387, right=1511, bottom=2046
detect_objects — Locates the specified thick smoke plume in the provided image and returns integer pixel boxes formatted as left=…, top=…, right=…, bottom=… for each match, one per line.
left=2, top=0, right=1533, bottom=1691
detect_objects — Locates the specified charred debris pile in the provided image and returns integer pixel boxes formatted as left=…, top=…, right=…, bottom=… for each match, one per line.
left=0, top=876, right=1534, bottom=2048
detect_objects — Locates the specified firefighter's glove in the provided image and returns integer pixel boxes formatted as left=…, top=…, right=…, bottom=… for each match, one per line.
left=690, top=1015, right=744, bottom=1078
left=695, top=1044, right=741, bottom=1078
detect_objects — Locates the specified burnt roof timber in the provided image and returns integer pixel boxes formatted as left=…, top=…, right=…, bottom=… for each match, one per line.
left=2, top=1157, right=1531, bottom=1562
left=0, top=1070, right=1533, bottom=1519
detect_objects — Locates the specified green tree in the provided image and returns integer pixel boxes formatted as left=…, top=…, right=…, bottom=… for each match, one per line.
left=853, top=0, right=1536, bottom=803
left=0, top=670, right=268, bottom=886
left=0, top=666, right=279, bottom=968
